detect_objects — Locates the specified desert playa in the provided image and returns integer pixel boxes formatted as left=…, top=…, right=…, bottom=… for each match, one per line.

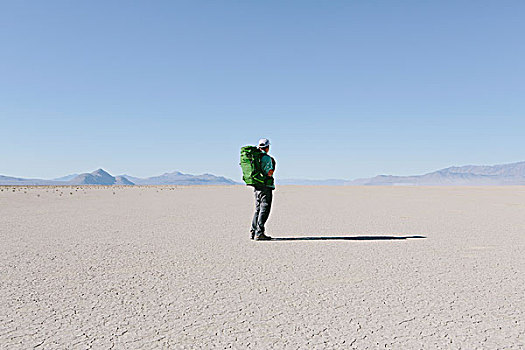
left=1, top=185, right=524, bottom=349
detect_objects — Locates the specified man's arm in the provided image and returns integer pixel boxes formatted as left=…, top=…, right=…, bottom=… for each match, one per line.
left=261, top=155, right=274, bottom=177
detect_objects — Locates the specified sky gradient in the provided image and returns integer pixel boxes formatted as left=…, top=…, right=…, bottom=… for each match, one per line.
left=1, top=1, right=524, bottom=181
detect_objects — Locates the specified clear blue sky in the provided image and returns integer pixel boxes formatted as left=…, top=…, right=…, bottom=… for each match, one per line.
left=1, top=1, right=524, bottom=181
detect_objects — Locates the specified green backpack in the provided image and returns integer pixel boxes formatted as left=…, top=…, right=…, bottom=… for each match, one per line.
left=240, top=146, right=274, bottom=187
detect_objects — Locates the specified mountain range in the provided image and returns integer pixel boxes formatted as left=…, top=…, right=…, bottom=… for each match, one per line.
left=122, top=172, right=238, bottom=186
left=0, top=169, right=238, bottom=186
left=277, top=179, right=348, bottom=186
left=347, top=161, right=525, bottom=186
left=277, top=161, right=525, bottom=186
left=3, top=161, right=525, bottom=186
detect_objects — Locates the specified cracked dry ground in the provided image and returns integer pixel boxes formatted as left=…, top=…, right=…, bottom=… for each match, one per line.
left=1, top=186, right=524, bottom=349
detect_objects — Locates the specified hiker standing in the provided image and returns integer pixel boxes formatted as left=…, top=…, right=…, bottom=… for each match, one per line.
left=240, top=138, right=276, bottom=241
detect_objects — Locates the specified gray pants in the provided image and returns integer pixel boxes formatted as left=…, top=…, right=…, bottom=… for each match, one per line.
left=251, top=187, right=273, bottom=237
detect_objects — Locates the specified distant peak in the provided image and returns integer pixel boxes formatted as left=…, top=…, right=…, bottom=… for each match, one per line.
left=92, top=168, right=111, bottom=176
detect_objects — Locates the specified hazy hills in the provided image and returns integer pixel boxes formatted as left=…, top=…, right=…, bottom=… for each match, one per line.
left=0, top=175, right=63, bottom=186
left=122, top=171, right=237, bottom=186
left=53, top=174, right=79, bottom=181
left=277, top=179, right=348, bottom=186
left=278, top=161, right=525, bottom=186
left=0, top=169, right=238, bottom=186
left=3, top=161, right=525, bottom=186
left=347, top=161, right=525, bottom=186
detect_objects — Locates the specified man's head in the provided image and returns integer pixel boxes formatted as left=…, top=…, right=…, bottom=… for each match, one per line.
left=258, top=138, right=270, bottom=152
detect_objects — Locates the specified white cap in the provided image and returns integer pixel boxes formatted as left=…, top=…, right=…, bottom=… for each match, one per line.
left=258, top=138, right=270, bottom=148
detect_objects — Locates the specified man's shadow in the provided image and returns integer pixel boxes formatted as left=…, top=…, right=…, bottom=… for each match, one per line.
left=271, top=235, right=426, bottom=241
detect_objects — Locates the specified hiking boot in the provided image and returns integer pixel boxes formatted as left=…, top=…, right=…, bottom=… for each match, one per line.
left=250, top=231, right=255, bottom=240
left=255, top=234, right=272, bottom=241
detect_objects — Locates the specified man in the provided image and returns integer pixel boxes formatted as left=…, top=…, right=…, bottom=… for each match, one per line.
left=250, top=138, right=275, bottom=241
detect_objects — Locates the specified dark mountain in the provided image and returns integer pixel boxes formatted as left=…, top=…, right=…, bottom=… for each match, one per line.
left=68, top=169, right=134, bottom=185
left=0, top=169, right=135, bottom=186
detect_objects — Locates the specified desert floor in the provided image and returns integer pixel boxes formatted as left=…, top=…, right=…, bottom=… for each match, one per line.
left=1, top=185, right=524, bottom=349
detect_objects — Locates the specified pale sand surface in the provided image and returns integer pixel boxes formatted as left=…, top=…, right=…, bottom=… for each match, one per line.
left=1, top=186, right=524, bottom=349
